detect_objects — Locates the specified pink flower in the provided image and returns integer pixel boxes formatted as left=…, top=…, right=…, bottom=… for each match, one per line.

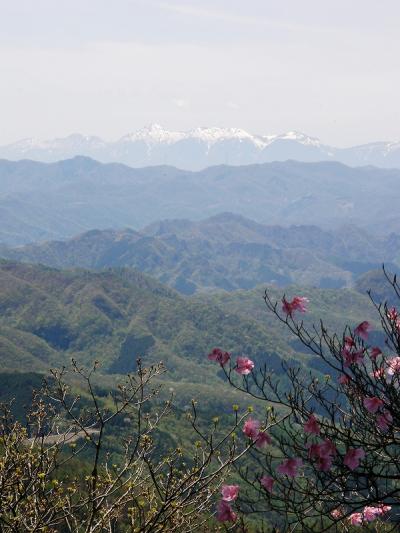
left=330, top=508, right=343, bottom=519
left=354, top=321, right=371, bottom=340
left=387, top=356, right=400, bottom=375
left=372, top=367, right=385, bottom=378
left=255, top=430, right=272, bottom=448
left=376, top=504, right=391, bottom=515
left=316, top=455, right=333, bottom=472
left=221, top=484, right=239, bottom=502
left=342, top=348, right=364, bottom=367
left=338, top=374, right=350, bottom=385
left=235, top=356, right=254, bottom=375
left=319, top=439, right=337, bottom=457
left=370, top=347, right=382, bottom=360
left=260, top=475, right=274, bottom=493
left=363, top=396, right=384, bottom=413
left=344, top=336, right=355, bottom=348
left=276, top=458, right=303, bottom=478
left=282, top=296, right=309, bottom=317
left=344, top=448, right=365, bottom=470
left=387, top=307, right=398, bottom=322
left=207, top=347, right=230, bottom=365
left=304, top=414, right=320, bottom=435
left=216, top=499, right=237, bottom=522
left=349, top=512, right=363, bottom=526
left=307, top=439, right=336, bottom=472
left=377, top=410, right=393, bottom=432
left=363, top=506, right=380, bottom=522
left=243, top=418, right=261, bottom=440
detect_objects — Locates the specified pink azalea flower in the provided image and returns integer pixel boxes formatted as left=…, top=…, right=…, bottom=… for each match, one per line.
left=291, top=296, right=309, bottom=313
left=372, top=367, right=385, bottom=378
left=354, top=321, right=371, bottom=340
left=370, top=347, right=382, bottom=360
left=282, top=296, right=309, bottom=317
left=255, top=430, right=272, bottom=448
left=363, top=506, right=380, bottom=522
left=363, top=396, right=384, bottom=413
left=376, top=504, right=391, bottom=515
left=221, top=484, right=239, bottom=502
left=235, top=356, right=254, bottom=375
left=216, top=499, right=237, bottom=522
left=387, top=356, right=400, bottom=375
left=276, top=458, right=303, bottom=478
left=260, top=475, right=274, bottom=493
left=307, top=439, right=336, bottom=471
left=319, top=439, right=337, bottom=457
left=387, top=307, right=399, bottom=322
left=342, top=348, right=364, bottom=367
left=330, top=508, right=343, bottom=519
left=207, top=347, right=230, bottom=365
left=348, top=512, right=363, bottom=526
left=344, top=448, right=365, bottom=470
left=243, top=418, right=261, bottom=440
left=338, top=374, right=350, bottom=385
left=317, top=454, right=333, bottom=472
left=377, top=410, right=393, bottom=432
left=344, top=336, right=355, bottom=348
left=304, top=414, right=320, bottom=435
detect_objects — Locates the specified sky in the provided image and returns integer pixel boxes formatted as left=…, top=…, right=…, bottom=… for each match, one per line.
left=0, top=0, right=399, bottom=146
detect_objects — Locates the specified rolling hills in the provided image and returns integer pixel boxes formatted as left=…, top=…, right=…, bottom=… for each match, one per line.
left=2, top=213, right=399, bottom=293
left=1, top=157, right=400, bottom=246
left=0, top=260, right=386, bottom=414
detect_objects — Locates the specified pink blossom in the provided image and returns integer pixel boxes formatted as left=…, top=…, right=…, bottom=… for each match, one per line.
left=255, top=430, right=272, bottom=448
left=348, top=512, right=363, bottom=526
left=377, top=410, right=393, bottom=432
left=330, top=508, right=343, bottom=519
left=342, top=347, right=364, bottom=367
left=344, top=336, right=355, bottom=348
left=243, top=418, right=261, bottom=440
left=207, top=347, right=230, bottom=365
left=304, top=414, right=320, bottom=435
left=387, top=307, right=399, bottom=322
left=216, top=499, right=237, bottom=522
left=307, top=439, right=336, bottom=471
left=221, top=484, right=239, bottom=502
left=387, top=356, right=400, bottom=375
left=282, top=296, right=309, bottom=317
left=260, top=475, right=274, bottom=493
left=363, top=506, right=380, bottom=522
left=354, top=321, right=372, bottom=340
left=235, top=356, right=254, bottom=375
left=338, top=374, right=350, bottom=385
left=362, top=504, right=391, bottom=521
left=363, top=396, right=384, bottom=413
left=276, top=458, right=303, bottom=478
left=319, top=439, right=337, bottom=457
left=316, top=455, right=333, bottom=472
left=344, top=448, right=365, bottom=470
left=372, top=367, right=385, bottom=378
left=370, top=347, right=382, bottom=360
left=376, top=504, right=391, bottom=515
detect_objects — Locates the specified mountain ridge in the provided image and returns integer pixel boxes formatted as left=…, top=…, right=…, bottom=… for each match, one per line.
left=3, top=124, right=400, bottom=170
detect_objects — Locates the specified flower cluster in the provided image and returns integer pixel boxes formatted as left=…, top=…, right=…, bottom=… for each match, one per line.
left=216, top=485, right=239, bottom=522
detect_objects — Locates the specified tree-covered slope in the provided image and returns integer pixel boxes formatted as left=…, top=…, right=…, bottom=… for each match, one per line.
left=2, top=213, right=399, bottom=293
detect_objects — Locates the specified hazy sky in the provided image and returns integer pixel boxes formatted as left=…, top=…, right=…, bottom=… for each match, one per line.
left=1, top=0, right=399, bottom=146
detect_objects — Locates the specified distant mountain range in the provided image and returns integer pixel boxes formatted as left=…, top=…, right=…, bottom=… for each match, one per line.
left=2, top=213, right=399, bottom=293
left=3, top=124, right=400, bottom=170
left=1, top=157, right=400, bottom=247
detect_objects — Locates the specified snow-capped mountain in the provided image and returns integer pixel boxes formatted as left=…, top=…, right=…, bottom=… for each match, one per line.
left=2, top=124, right=400, bottom=170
